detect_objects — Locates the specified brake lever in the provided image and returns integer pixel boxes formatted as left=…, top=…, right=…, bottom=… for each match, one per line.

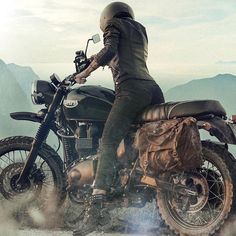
left=62, top=74, right=77, bottom=86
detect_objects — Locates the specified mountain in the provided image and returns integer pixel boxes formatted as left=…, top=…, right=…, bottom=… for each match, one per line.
left=0, top=60, right=29, bottom=110
left=7, top=63, right=40, bottom=95
left=1, top=59, right=236, bottom=140
left=165, top=74, right=236, bottom=116
left=0, top=59, right=38, bottom=137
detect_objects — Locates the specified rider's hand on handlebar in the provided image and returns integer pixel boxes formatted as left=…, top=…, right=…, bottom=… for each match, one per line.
left=74, top=55, right=98, bottom=84
left=75, top=77, right=87, bottom=84
left=74, top=70, right=90, bottom=84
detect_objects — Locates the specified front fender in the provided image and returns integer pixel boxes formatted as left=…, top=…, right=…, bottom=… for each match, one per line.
left=198, top=117, right=236, bottom=145
left=10, top=111, right=59, bottom=136
left=10, top=111, right=44, bottom=123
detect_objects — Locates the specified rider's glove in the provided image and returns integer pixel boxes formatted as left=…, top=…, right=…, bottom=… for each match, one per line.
left=75, top=58, right=99, bottom=84
left=75, top=71, right=89, bottom=84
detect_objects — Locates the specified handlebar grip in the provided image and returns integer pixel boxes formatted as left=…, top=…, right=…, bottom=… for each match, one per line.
left=69, top=73, right=77, bottom=81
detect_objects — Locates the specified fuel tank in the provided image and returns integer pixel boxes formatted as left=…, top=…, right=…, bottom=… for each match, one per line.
left=63, top=85, right=115, bottom=121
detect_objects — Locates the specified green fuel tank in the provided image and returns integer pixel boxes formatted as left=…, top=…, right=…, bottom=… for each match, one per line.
left=63, top=85, right=115, bottom=121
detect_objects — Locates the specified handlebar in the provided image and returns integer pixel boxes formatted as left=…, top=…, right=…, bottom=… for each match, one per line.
left=50, top=51, right=93, bottom=88
left=74, top=50, right=91, bottom=73
left=62, top=73, right=77, bottom=86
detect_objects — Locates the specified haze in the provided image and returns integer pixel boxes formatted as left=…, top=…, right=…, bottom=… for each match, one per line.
left=0, top=0, right=236, bottom=89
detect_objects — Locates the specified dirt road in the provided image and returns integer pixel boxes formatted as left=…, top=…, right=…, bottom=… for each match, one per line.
left=16, top=229, right=151, bottom=236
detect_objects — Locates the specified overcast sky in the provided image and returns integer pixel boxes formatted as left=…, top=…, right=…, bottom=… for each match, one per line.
left=0, top=0, right=236, bottom=89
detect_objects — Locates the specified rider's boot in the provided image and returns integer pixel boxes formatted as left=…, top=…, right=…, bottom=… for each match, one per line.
left=73, top=194, right=110, bottom=236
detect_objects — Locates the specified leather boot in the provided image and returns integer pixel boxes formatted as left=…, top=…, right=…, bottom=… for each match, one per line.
left=73, top=194, right=110, bottom=236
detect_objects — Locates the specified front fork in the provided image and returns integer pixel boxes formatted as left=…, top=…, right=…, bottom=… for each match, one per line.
left=17, top=87, right=66, bottom=187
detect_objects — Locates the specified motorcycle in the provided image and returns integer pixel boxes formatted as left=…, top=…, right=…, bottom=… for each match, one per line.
left=0, top=34, right=236, bottom=235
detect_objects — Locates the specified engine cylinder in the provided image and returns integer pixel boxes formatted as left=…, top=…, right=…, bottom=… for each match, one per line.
left=68, top=158, right=96, bottom=188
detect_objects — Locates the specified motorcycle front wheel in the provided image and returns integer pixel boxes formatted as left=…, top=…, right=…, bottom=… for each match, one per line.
left=0, top=136, right=67, bottom=226
left=156, top=145, right=233, bottom=236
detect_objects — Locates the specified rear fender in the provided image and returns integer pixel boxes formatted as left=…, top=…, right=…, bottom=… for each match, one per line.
left=198, top=117, right=236, bottom=145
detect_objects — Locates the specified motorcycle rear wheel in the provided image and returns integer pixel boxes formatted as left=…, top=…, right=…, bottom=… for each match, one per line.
left=156, top=145, right=233, bottom=236
left=0, top=136, right=67, bottom=226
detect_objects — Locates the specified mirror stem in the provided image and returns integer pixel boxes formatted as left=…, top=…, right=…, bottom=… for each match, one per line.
left=85, top=39, right=92, bottom=58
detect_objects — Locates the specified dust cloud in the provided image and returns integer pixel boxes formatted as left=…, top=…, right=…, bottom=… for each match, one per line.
left=0, top=199, right=20, bottom=236
left=0, top=190, right=63, bottom=236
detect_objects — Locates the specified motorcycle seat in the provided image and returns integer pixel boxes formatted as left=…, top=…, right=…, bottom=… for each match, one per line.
left=138, top=100, right=226, bottom=122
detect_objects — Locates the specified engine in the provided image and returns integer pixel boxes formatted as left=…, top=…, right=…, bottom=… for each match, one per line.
left=67, top=121, right=138, bottom=204
left=74, top=122, right=103, bottom=158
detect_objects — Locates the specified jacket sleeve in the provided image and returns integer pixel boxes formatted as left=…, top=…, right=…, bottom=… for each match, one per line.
left=95, top=20, right=120, bottom=66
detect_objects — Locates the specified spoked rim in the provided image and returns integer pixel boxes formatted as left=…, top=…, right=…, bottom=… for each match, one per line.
left=164, top=158, right=226, bottom=229
left=0, top=149, right=58, bottom=209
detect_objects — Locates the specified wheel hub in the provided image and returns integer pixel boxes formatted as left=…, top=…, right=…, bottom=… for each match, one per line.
left=0, top=163, right=41, bottom=199
left=172, top=172, right=209, bottom=213
left=184, top=172, right=209, bottom=213
left=10, top=172, right=31, bottom=193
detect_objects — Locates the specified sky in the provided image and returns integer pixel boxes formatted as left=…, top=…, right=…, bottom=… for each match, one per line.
left=0, top=0, right=236, bottom=90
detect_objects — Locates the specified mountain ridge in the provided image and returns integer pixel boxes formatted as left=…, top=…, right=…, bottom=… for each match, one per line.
left=167, top=73, right=236, bottom=92
left=1, top=58, right=236, bottom=135
left=0, top=59, right=38, bottom=137
left=165, top=73, right=236, bottom=115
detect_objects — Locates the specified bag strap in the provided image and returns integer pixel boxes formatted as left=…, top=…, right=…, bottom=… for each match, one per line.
left=140, top=144, right=151, bottom=176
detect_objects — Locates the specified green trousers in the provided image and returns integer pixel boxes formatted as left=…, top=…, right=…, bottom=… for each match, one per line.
left=93, top=79, right=164, bottom=191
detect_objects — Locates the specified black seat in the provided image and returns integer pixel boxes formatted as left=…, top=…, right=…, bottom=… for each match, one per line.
left=137, top=100, right=226, bottom=122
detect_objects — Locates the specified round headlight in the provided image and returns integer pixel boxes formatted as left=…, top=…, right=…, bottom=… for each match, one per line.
left=31, top=80, right=56, bottom=105
left=31, top=81, right=44, bottom=105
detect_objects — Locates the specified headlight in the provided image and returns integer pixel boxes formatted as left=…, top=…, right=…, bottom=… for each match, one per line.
left=31, top=80, right=55, bottom=105
left=31, top=81, right=44, bottom=105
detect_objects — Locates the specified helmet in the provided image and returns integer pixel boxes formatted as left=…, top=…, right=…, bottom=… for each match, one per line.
left=100, top=2, right=134, bottom=32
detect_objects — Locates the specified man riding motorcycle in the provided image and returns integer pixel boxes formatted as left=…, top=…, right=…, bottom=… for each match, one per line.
left=73, top=2, right=164, bottom=235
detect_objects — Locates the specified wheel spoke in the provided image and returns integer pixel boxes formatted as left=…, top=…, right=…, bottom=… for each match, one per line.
left=0, top=156, right=10, bottom=165
left=209, top=190, right=224, bottom=202
left=163, top=156, right=228, bottom=228
left=19, top=150, right=27, bottom=162
left=0, top=150, right=57, bottom=202
left=196, top=214, right=208, bottom=225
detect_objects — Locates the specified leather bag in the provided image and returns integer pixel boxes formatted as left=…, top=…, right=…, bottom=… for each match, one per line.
left=135, top=117, right=203, bottom=174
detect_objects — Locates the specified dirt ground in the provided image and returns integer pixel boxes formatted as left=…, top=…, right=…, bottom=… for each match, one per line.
left=0, top=197, right=174, bottom=236
left=0, top=196, right=235, bottom=236
left=16, top=230, right=156, bottom=236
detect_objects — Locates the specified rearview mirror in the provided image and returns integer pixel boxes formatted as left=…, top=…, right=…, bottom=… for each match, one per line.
left=84, top=34, right=101, bottom=58
left=92, top=34, right=101, bottom=44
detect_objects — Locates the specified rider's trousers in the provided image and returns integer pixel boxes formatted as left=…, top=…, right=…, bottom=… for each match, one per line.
left=93, top=79, right=164, bottom=191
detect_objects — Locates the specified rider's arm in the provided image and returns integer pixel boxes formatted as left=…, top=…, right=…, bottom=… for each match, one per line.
left=94, top=21, right=120, bottom=66
left=75, top=20, right=120, bottom=82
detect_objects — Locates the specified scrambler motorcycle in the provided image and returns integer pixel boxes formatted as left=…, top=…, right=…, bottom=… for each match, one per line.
left=1, top=35, right=236, bottom=235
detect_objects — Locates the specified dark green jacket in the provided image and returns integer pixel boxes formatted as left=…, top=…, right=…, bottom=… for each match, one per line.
left=95, top=17, right=153, bottom=84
